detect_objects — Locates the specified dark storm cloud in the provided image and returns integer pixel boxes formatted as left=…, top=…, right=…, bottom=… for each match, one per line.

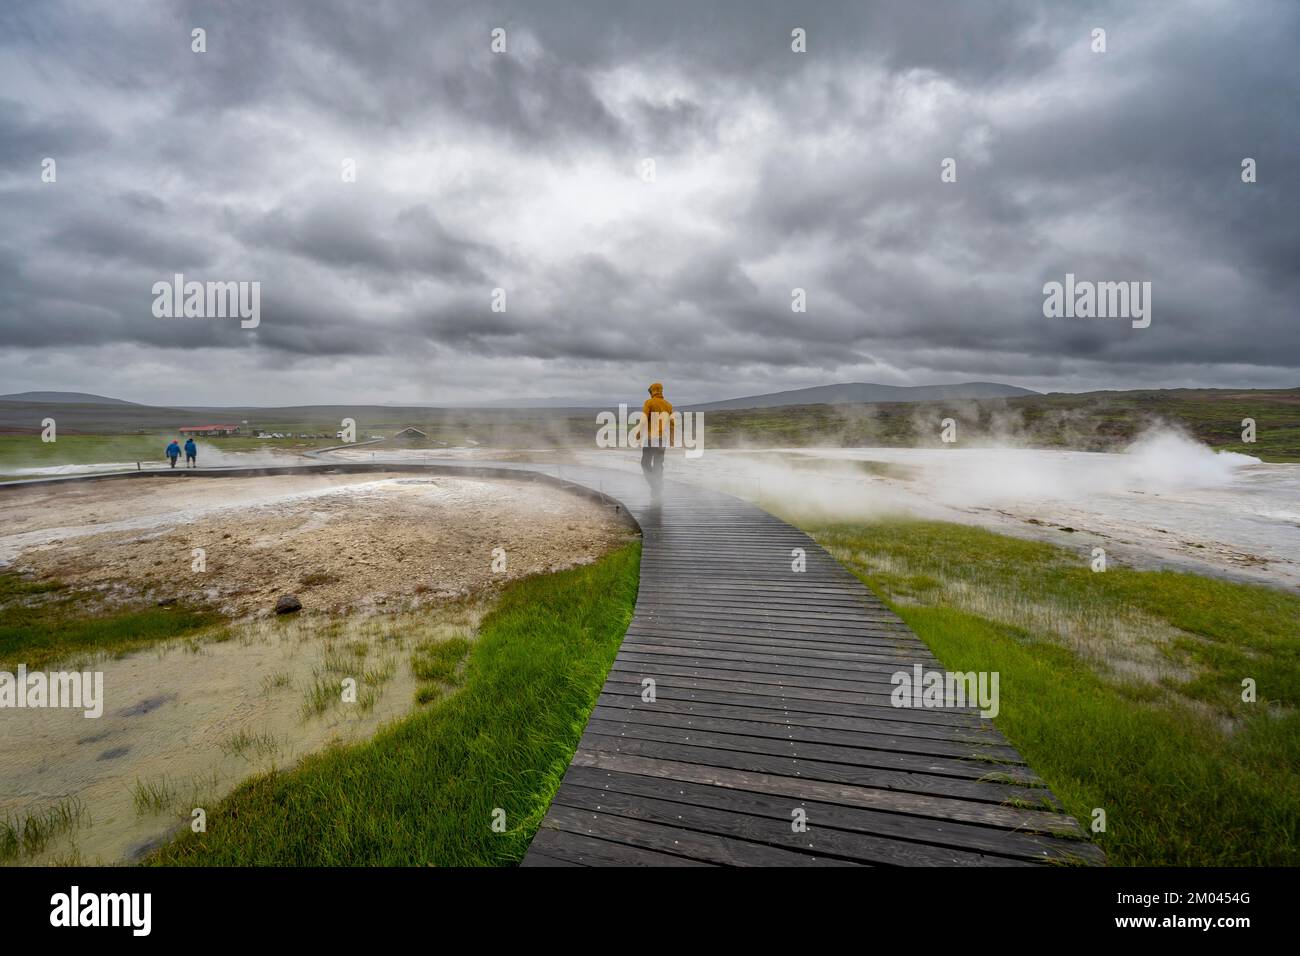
left=51, top=207, right=215, bottom=270
left=0, top=99, right=108, bottom=165
left=241, top=200, right=493, bottom=283
left=0, top=0, right=1297, bottom=404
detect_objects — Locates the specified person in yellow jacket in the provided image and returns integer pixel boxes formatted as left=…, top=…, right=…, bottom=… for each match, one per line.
left=641, top=382, right=676, bottom=496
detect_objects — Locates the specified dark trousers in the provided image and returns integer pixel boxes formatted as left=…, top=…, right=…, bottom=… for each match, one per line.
left=169, top=457, right=178, bottom=468
left=186, top=454, right=196, bottom=467
left=641, top=445, right=665, bottom=493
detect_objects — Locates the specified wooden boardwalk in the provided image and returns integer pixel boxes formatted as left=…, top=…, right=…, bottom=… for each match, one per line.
left=509, top=461, right=1104, bottom=867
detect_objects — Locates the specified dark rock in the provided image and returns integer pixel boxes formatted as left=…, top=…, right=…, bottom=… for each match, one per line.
left=156, top=596, right=178, bottom=606
left=275, top=594, right=303, bottom=614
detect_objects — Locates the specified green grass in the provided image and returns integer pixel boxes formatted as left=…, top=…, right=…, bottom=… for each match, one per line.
left=131, top=777, right=178, bottom=815
left=411, top=636, right=472, bottom=685
left=0, top=797, right=88, bottom=861
left=259, top=671, right=292, bottom=693
left=298, top=637, right=399, bottom=717
left=301, top=676, right=341, bottom=717
left=791, top=516, right=1300, bottom=866
left=0, top=572, right=223, bottom=670
left=148, top=541, right=641, bottom=866
left=411, top=636, right=472, bottom=704
left=219, top=730, right=281, bottom=761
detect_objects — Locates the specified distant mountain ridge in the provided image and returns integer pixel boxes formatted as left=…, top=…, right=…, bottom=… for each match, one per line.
left=688, top=381, right=1039, bottom=411
left=0, top=391, right=143, bottom=406
left=0, top=382, right=1038, bottom=412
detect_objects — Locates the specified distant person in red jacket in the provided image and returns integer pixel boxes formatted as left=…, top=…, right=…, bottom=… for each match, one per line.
left=641, top=382, right=675, bottom=497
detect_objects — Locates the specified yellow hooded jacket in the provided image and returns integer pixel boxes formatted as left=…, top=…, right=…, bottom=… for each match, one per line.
left=642, top=382, right=676, bottom=446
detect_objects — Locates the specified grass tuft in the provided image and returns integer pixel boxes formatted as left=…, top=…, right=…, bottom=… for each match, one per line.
left=131, top=777, right=178, bottom=815
left=0, top=797, right=88, bottom=861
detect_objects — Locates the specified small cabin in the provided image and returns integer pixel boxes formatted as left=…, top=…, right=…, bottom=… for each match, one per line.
left=393, top=426, right=428, bottom=442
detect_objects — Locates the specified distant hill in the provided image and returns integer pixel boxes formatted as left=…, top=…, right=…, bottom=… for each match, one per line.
left=448, top=397, right=608, bottom=409
left=689, top=381, right=1039, bottom=411
left=0, top=391, right=142, bottom=406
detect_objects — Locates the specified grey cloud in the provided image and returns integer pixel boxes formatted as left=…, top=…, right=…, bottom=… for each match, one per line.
left=242, top=199, right=493, bottom=283
left=0, top=99, right=110, bottom=165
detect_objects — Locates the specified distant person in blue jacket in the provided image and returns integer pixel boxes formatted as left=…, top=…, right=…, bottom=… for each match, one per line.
left=184, top=437, right=197, bottom=468
left=166, top=439, right=181, bottom=468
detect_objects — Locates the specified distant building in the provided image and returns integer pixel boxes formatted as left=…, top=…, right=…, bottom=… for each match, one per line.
left=179, top=424, right=240, bottom=436
left=393, top=426, right=428, bottom=441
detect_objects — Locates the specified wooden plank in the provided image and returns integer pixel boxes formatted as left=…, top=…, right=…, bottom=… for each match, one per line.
left=599, top=675, right=1004, bottom=735
left=550, top=783, right=1017, bottom=867
left=583, top=721, right=1037, bottom=789
left=583, top=713, right=1039, bottom=782
left=624, top=630, right=932, bottom=656
left=560, top=766, right=1101, bottom=864
left=612, top=653, right=945, bottom=695
left=591, top=696, right=1023, bottom=758
left=575, top=731, right=1055, bottom=806
left=569, top=749, right=1082, bottom=835
left=621, top=639, right=940, bottom=670
left=541, top=804, right=863, bottom=867
left=629, top=614, right=914, bottom=639
left=517, top=850, right=583, bottom=867
left=525, top=826, right=711, bottom=867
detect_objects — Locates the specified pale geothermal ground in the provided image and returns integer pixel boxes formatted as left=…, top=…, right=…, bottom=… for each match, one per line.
left=0, top=472, right=634, bottom=865
left=0, top=472, right=633, bottom=614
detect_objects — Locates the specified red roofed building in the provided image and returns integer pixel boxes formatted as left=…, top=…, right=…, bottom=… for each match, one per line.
left=179, top=424, right=241, bottom=436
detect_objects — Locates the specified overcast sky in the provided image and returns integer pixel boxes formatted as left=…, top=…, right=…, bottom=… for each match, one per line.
left=1, top=0, right=1297, bottom=406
